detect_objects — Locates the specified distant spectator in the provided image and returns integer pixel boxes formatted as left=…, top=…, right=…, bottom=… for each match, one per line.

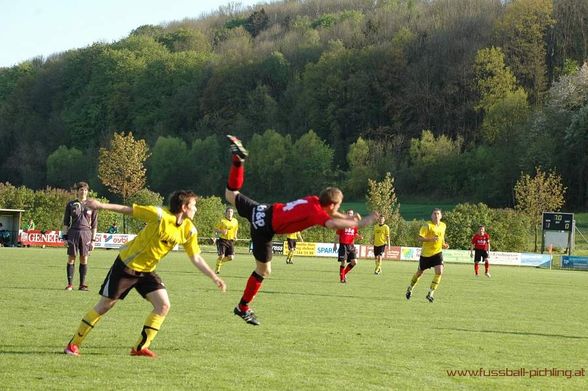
left=0, top=222, right=10, bottom=246
left=25, top=219, right=36, bottom=231
left=108, top=222, right=118, bottom=234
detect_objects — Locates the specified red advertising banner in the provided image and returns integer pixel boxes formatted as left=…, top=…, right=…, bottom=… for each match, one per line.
left=359, top=245, right=402, bottom=260
left=19, top=230, right=65, bottom=247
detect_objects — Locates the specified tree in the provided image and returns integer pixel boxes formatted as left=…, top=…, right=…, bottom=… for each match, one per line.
left=494, top=0, right=555, bottom=104
left=148, top=136, right=190, bottom=195
left=98, top=132, right=150, bottom=232
left=366, top=172, right=401, bottom=243
left=46, top=146, right=92, bottom=189
left=514, top=167, right=566, bottom=251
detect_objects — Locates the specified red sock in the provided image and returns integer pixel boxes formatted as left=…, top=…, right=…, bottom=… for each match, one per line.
left=474, top=263, right=479, bottom=275
left=344, top=263, right=355, bottom=275
left=485, top=261, right=489, bottom=273
left=239, top=271, right=264, bottom=312
left=227, top=155, right=244, bottom=191
left=339, top=266, right=345, bottom=279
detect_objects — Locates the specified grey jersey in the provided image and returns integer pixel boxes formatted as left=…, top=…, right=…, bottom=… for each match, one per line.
left=63, top=200, right=97, bottom=231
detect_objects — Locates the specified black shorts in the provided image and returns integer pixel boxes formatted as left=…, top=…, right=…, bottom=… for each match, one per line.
left=337, top=244, right=357, bottom=262
left=473, top=249, right=489, bottom=263
left=419, top=252, right=444, bottom=270
left=374, top=245, right=386, bottom=257
left=216, top=238, right=235, bottom=257
left=287, top=238, right=297, bottom=251
left=234, top=193, right=275, bottom=263
left=67, top=229, right=93, bottom=257
left=99, top=257, right=165, bottom=300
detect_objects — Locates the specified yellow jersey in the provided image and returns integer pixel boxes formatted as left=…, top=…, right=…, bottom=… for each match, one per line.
left=419, top=221, right=446, bottom=257
left=286, top=231, right=301, bottom=240
left=216, top=217, right=238, bottom=240
left=119, top=205, right=201, bottom=272
left=373, top=224, right=390, bottom=246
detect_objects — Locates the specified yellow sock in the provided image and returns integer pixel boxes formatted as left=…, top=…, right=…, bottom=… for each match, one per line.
left=409, top=273, right=421, bottom=288
left=222, top=256, right=233, bottom=263
left=71, top=309, right=102, bottom=346
left=135, top=312, right=166, bottom=351
left=375, top=259, right=382, bottom=273
left=215, top=258, right=223, bottom=272
left=430, top=274, right=442, bottom=292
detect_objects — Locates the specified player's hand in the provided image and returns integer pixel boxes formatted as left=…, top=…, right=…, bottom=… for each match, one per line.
left=214, top=277, right=227, bottom=292
left=443, top=242, right=449, bottom=249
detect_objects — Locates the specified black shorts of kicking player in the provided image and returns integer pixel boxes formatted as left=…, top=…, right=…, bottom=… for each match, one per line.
left=99, top=256, right=165, bottom=300
left=234, top=193, right=275, bottom=263
left=287, top=238, right=297, bottom=251
left=216, top=238, right=235, bottom=257
left=337, top=244, right=357, bottom=262
left=473, top=249, right=489, bottom=263
left=374, top=245, right=386, bottom=257
left=419, top=252, right=444, bottom=270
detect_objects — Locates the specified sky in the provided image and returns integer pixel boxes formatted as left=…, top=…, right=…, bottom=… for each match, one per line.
left=0, top=0, right=263, bottom=68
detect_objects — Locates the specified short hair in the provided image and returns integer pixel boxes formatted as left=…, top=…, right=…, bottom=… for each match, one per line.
left=432, top=208, right=442, bottom=213
left=169, top=190, right=199, bottom=213
left=226, top=206, right=234, bottom=212
left=319, top=187, right=343, bottom=206
left=73, top=181, right=89, bottom=191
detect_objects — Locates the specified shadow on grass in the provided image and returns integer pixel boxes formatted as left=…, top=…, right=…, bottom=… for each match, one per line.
left=434, top=327, right=588, bottom=340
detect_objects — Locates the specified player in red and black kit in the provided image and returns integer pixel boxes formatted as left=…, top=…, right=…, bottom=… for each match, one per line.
left=470, top=225, right=491, bottom=277
left=224, top=135, right=379, bottom=325
left=334, top=210, right=362, bottom=283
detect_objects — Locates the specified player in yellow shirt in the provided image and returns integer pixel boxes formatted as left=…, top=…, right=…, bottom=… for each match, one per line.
left=372, top=215, right=390, bottom=275
left=285, top=231, right=303, bottom=264
left=405, top=208, right=448, bottom=303
left=215, top=207, right=239, bottom=274
left=64, top=191, right=226, bottom=358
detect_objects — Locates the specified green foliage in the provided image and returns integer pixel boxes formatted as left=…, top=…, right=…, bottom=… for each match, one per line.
left=244, top=8, right=269, bottom=38
left=494, top=0, right=555, bottom=104
left=444, top=202, right=533, bottom=252
left=514, top=166, right=566, bottom=250
left=366, top=172, right=402, bottom=242
left=148, top=136, right=190, bottom=195
left=1, top=0, right=588, bottom=208
left=46, top=146, right=92, bottom=189
left=193, top=195, right=227, bottom=240
left=99, top=131, right=150, bottom=202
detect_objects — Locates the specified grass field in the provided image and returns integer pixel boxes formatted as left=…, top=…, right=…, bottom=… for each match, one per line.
left=1, top=247, right=587, bottom=390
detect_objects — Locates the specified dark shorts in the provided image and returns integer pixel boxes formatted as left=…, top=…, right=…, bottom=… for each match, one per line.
left=67, top=229, right=93, bottom=257
left=287, top=238, right=297, bottom=251
left=473, top=249, right=489, bottom=263
left=234, top=193, right=274, bottom=263
left=99, top=257, right=165, bottom=300
left=337, top=244, right=357, bottom=262
left=374, top=245, right=386, bottom=257
left=419, top=252, right=444, bottom=270
left=216, top=238, right=235, bottom=257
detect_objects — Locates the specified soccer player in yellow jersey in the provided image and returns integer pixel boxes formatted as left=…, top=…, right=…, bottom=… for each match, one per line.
left=372, top=215, right=390, bottom=275
left=64, top=191, right=226, bottom=358
left=215, top=207, right=239, bottom=274
left=285, top=231, right=303, bottom=264
left=405, top=208, right=448, bottom=303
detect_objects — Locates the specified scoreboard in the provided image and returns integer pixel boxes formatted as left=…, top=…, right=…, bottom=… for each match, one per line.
left=542, top=212, right=574, bottom=232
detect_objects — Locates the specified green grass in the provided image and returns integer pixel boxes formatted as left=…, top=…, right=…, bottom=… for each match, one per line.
left=1, top=247, right=587, bottom=390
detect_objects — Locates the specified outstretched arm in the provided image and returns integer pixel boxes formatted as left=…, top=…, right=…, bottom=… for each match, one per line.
left=85, top=199, right=132, bottom=215
left=189, top=254, right=227, bottom=292
left=325, top=211, right=379, bottom=230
